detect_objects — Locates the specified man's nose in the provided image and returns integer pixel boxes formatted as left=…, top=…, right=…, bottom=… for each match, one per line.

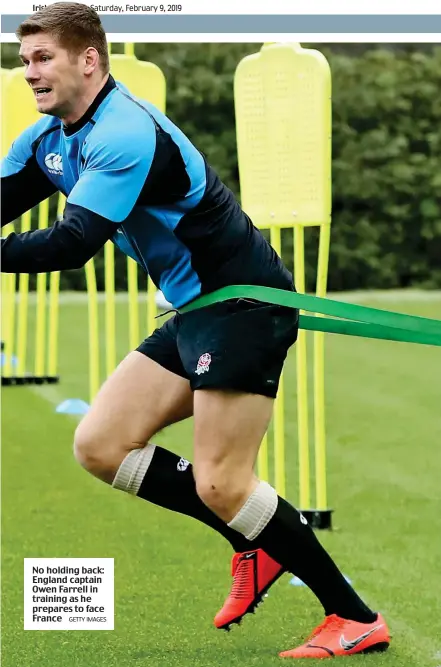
left=25, top=62, right=41, bottom=83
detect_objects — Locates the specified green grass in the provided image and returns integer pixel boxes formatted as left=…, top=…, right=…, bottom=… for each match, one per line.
left=2, top=291, right=441, bottom=666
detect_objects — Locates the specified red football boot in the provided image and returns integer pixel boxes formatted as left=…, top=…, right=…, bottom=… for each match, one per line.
left=214, top=549, right=285, bottom=630
left=279, top=613, right=390, bottom=659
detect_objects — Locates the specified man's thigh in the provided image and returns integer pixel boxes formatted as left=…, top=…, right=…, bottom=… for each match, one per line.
left=193, top=389, right=273, bottom=473
left=78, top=315, right=193, bottom=447
left=192, top=388, right=274, bottom=520
left=187, top=299, right=298, bottom=509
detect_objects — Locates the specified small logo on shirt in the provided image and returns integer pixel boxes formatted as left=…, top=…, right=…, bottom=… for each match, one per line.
left=44, top=152, right=63, bottom=176
left=195, top=353, right=212, bottom=375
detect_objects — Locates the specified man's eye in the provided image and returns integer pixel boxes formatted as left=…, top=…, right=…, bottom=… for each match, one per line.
left=41, top=56, right=50, bottom=62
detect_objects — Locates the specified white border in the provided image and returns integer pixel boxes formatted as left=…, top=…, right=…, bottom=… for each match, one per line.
left=2, top=33, right=441, bottom=43
left=3, top=1, right=441, bottom=14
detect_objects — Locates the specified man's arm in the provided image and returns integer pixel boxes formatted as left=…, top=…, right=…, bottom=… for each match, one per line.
left=1, top=155, right=58, bottom=226
left=1, top=202, right=119, bottom=273
left=1, top=124, right=59, bottom=226
left=1, top=115, right=155, bottom=274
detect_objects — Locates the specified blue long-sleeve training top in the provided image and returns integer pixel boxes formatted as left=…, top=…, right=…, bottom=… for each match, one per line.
left=1, top=74, right=292, bottom=308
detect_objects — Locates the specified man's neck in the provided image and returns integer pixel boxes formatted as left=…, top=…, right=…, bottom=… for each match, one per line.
left=62, top=73, right=109, bottom=126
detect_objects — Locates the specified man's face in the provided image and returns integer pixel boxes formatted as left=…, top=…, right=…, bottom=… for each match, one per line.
left=19, top=33, right=86, bottom=119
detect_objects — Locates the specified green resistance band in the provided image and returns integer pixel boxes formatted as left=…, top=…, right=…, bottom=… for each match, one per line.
left=179, top=285, right=441, bottom=347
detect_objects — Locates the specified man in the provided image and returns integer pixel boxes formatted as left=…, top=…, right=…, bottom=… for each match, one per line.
left=1, top=3, right=390, bottom=658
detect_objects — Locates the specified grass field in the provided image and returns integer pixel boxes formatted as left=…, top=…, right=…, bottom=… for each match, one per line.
left=2, top=291, right=441, bottom=667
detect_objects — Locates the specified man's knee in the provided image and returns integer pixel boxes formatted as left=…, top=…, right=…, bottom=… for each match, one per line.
left=73, top=420, right=123, bottom=483
left=195, top=465, right=253, bottom=522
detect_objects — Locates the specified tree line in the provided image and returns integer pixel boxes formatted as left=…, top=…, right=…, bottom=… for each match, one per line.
left=2, top=43, right=440, bottom=291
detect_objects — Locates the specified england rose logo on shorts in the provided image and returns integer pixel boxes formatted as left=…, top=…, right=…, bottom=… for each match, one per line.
left=195, top=352, right=212, bottom=375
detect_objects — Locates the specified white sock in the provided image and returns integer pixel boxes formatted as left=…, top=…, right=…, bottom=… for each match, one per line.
left=227, top=480, right=278, bottom=540
left=112, top=444, right=156, bottom=495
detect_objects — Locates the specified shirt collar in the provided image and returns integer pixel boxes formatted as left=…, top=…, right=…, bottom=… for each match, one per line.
left=63, top=74, right=117, bottom=136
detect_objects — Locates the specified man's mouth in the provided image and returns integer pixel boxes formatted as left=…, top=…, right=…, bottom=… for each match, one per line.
left=34, top=87, right=52, bottom=98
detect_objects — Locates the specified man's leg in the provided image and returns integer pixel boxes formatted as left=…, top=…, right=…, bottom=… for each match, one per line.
left=73, top=320, right=285, bottom=627
left=74, top=341, right=281, bottom=562
left=74, top=350, right=249, bottom=551
left=193, top=388, right=389, bottom=656
left=74, top=351, right=193, bottom=484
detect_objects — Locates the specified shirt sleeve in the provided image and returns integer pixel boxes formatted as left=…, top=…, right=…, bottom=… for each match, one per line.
left=1, top=202, right=118, bottom=273
left=1, top=127, right=58, bottom=226
left=1, top=147, right=57, bottom=227
left=67, top=120, right=156, bottom=222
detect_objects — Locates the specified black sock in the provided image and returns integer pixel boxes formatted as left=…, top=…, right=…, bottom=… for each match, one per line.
left=136, top=446, right=375, bottom=622
left=137, top=445, right=252, bottom=553
left=252, top=495, right=377, bottom=623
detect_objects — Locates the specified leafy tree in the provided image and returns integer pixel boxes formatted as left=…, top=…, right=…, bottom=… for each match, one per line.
left=2, top=43, right=440, bottom=290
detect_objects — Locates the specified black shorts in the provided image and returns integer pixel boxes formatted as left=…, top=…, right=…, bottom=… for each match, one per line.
left=136, top=297, right=299, bottom=398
